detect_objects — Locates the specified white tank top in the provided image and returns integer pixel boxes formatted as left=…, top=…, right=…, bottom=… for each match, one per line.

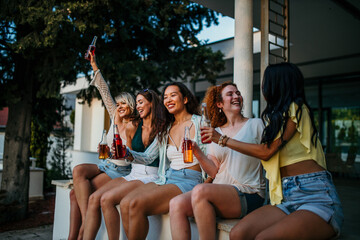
left=166, top=144, right=199, bottom=170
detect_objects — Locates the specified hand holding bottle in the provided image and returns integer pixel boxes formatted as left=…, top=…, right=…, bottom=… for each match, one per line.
left=84, top=36, right=97, bottom=61
left=183, top=126, right=193, bottom=163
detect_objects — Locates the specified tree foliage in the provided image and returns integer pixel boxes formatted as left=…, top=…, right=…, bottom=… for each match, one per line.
left=0, top=0, right=224, bottom=223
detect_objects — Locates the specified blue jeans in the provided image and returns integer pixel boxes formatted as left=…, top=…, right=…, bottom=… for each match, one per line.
left=276, top=171, right=344, bottom=237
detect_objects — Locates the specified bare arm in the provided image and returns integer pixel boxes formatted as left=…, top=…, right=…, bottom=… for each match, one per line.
left=193, top=142, right=219, bottom=178
left=201, top=119, right=297, bottom=161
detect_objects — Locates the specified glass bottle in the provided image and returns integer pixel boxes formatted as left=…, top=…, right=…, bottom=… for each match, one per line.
left=183, top=126, right=193, bottom=163
left=113, top=124, right=126, bottom=158
left=84, top=36, right=98, bottom=60
left=200, top=102, right=211, bottom=144
left=99, top=129, right=109, bottom=159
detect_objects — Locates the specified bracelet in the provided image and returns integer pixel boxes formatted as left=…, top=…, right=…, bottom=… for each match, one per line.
left=218, top=135, right=227, bottom=147
left=223, top=136, right=230, bottom=146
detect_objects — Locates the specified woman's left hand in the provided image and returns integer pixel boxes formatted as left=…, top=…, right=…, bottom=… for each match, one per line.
left=200, top=126, right=221, bottom=143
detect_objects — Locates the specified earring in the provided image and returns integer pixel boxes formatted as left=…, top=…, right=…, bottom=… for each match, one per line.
left=219, top=108, right=222, bottom=113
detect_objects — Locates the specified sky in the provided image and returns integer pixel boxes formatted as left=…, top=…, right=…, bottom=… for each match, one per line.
left=197, top=15, right=235, bottom=44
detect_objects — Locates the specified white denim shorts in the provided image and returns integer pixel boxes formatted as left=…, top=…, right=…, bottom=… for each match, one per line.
left=123, top=163, right=159, bottom=184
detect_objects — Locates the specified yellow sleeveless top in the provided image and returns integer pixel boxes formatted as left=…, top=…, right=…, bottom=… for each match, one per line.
left=261, top=102, right=327, bottom=205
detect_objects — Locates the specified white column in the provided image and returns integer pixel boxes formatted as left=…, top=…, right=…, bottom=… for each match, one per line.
left=260, top=0, right=269, bottom=113
left=234, top=0, right=253, bottom=118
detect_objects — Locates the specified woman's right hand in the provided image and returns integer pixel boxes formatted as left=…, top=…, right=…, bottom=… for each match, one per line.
left=90, top=52, right=99, bottom=72
left=200, top=126, right=221, bottom=143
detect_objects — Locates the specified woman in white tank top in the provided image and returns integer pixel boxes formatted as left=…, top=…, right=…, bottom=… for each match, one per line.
left=169, top=82, right=265, bottom=240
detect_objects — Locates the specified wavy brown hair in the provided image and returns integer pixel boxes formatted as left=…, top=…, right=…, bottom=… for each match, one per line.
left=203, top=81, right=239, bottom=128
left=136, top=89, right=167, bottom=145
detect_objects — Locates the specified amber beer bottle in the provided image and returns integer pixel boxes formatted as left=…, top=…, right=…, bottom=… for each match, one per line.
left=84, top=36, right=97, bottom=60
left=183, top=126, right=193, bottom=163
left=99, top=129, right=109, bottom=159
left=200, top=103, right=211, bottom=144
left=113, top=124, right=126, bottom=158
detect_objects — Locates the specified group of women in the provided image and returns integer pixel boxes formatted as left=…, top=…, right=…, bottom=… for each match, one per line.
left=68, top=51, right=344, bottom=240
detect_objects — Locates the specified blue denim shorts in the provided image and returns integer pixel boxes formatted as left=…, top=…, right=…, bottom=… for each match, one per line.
left=97, top=159, right=131, bottom=179
left=276, top=171, right=344, bottom=236
left=233, top=186, right=265, bottom=218
left=165, top=168, right=202, bottom=193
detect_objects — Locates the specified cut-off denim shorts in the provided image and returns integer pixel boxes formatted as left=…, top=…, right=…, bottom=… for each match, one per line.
left=276, top=171, right=344, bottom=237
left=97, top=159, right=131, bottom=179
left=165, top=168, right=202, bottom=193
left=233, top=186, right=265, bottom=218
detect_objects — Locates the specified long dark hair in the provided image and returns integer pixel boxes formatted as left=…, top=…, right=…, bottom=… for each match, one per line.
left=159, top=82, right=200, bottom=142
left=261, top=62, right=318, bottom=147
left=136, top=89, right=166, bottom=146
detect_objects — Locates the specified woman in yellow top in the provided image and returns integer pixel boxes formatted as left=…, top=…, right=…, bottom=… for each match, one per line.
left=201, top=62, right=343, bottom=239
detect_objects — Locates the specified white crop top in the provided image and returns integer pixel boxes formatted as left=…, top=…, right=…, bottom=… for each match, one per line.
left=166, top=144, right=199, bottom=170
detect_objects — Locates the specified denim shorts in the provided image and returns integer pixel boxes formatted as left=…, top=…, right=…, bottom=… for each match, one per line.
left=97, top=159, right=131, bottom=179
left=276, top=171, right=344, bottom=236
left=165, top=168, right=202, bottom=193
left=233, top=186, right=265, bottom=218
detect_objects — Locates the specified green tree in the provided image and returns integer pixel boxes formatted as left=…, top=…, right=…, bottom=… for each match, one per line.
left=0, top=0, right=224, bottom=223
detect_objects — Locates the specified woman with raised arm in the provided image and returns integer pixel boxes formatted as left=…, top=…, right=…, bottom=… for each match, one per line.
left=119, top=82, right=206, bottom=240
left=68, top=52, right=136, bottom=240
left=203, top=63, right=343, bottom=240
left=82, top=89, right=166, bottom=240
left=169, top=82, right=265, bottom=240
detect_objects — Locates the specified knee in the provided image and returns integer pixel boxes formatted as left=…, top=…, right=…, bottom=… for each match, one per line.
left=88, top=192, right=101, bottom=209
left=100, top=192, right=115, bottom=210
left=120, top=197, right=131, bottom=215
left=72, top=165, right=87, bottom=180
left=229, top=223, right=250, bottom=240
left=128, top=197, right=146, bottom=215
left=169, top=195, right=187, bottom=216
left=191, top=184, right=210, bottom=206
left=69, top=189, right=77, bottom=202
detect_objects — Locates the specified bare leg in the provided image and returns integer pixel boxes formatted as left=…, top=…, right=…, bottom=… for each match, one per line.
left=192, top=184, right=242, bottom=240
left=229, top=205, right=287, bottom=240
left=68, top=189, right=81, bottom=240
left=72, top=164, right=111, bottom=240
left=120, top=183, right=182, bottom=240
left=101, top=180, right=144, bottom=240
left=72, top=164, right=102, bottom=222
left=255, top=210, right=336, bottom=240
left=83, top=177, right=127, bottom=240
left=169, top=191, right=193, bottom=240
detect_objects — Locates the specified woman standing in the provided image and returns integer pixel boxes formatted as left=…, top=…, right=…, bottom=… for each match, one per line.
left=69, top=52, right=136, bottom=240
left=206, top=63, right=343, bottom=239
left=169, top=82, right=265, bottom=240
left=82, top=89, right=166, bottom=240
left=119, top=82, right=206, bottom=240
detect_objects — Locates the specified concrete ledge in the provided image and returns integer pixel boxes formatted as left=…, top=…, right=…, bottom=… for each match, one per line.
left=51, top=179, right=73, bottom=189
left=52, top=180, right=238, bottom=240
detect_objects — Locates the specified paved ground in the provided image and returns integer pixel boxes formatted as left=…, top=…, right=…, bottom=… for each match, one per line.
left=0, top=178, right=358, bottom=240
left=0, top=225, right=53, bottom=240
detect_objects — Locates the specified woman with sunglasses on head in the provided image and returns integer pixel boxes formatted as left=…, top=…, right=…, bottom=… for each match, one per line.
left=82, top=88, right=166, bottom=240
left=119, top=82, right=206, bottom=240
left=169, top=82, right=265, bottom=240
left=68, top=52, right=136, bottom=240
left=205, top=63, right=343, bottom=240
